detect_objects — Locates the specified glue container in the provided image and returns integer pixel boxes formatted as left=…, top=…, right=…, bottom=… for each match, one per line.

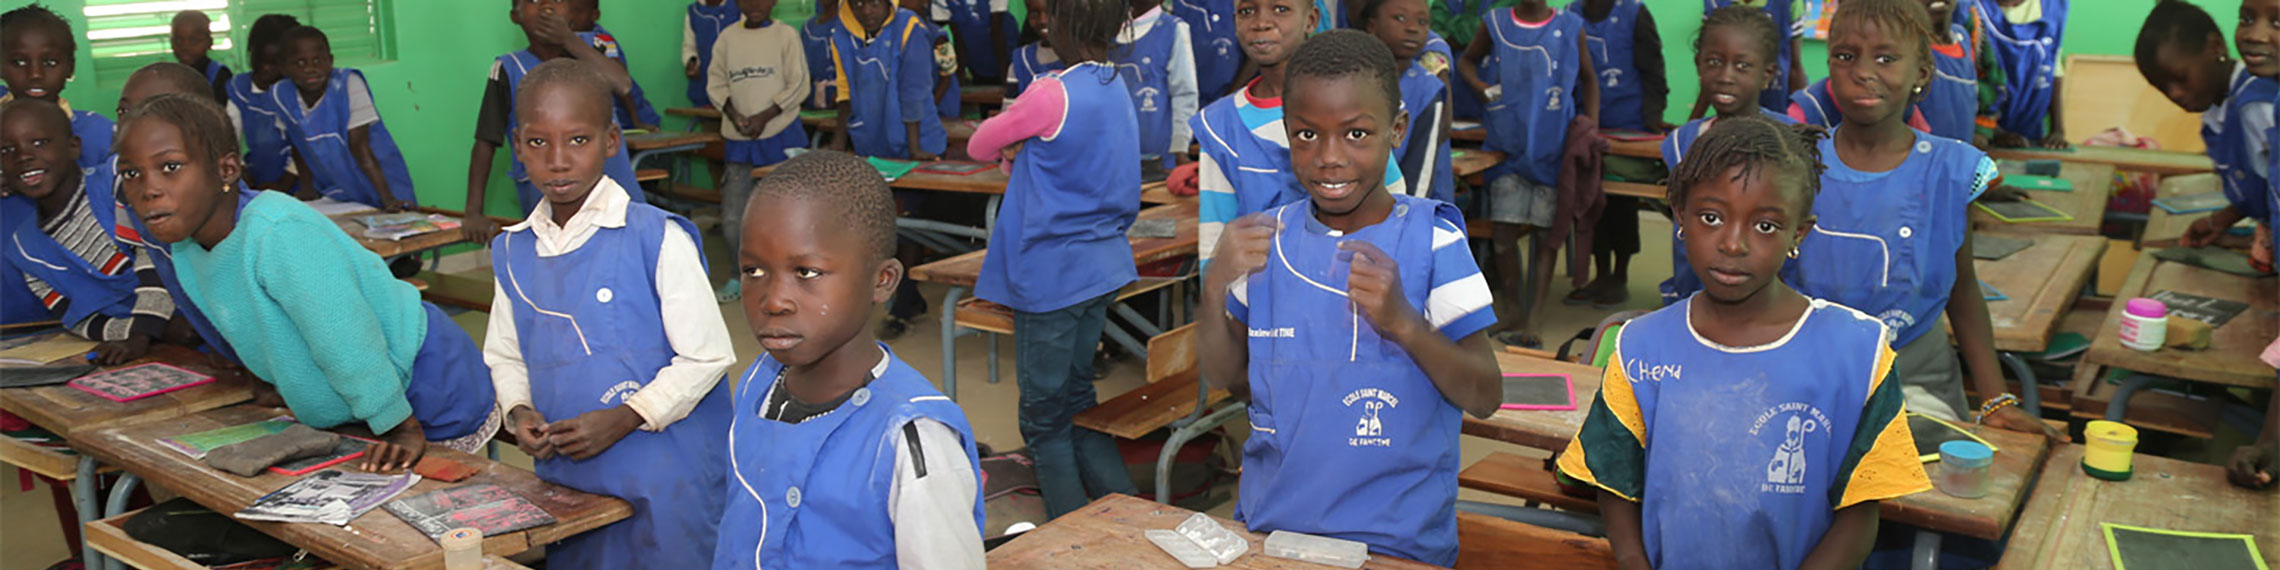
left=440, top=527, right=483, bottom=570
left=1264, top=530, right=1370, bottom=568
left=2118, top=298, right=2168, bottom=352
left=2083, top=420, right=2139, bottom=481
left=1934, top=440, right=1993, bottom=499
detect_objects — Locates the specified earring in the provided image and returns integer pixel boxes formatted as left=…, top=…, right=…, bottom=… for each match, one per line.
left=1675, top=226, right=1685, bottom=240
left=1912, top=85, right=1924, bottom=95
left=1787, top=248, right=1799, bottom=259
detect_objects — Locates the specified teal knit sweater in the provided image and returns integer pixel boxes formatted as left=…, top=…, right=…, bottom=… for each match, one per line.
left=174, top=192, right=424, bottom=433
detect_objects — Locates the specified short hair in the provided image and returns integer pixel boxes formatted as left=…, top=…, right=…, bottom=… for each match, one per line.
left=280, top=25, right=331, bottom=51
left=171, top=10, right=210, bottom=30
left=752, top=150, right=898, bottom=263
left=117, top=92, right=240, bottom=167
left=1353, top=0, right=1407, bottom=27
left=127, top=62, right=215, bottom=101
left=1667, top=113, right=1827, bottom=216
left=1696, top=4, right=1783, bottom=66
left=1284, top=30, right=1404, bottom=119
left=515, top=59, right=615, bottom=124
left=1, top=4, right=76, bottom=56
left=0, top=98, right=72, bottom=139
left=248, top=14, right=303, bottom=61
left=2136, top=0, right=2223, bottom=79
left=1829, top=0, right=1933, bottom=69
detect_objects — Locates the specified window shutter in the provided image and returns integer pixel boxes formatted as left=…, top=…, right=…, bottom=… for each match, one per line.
left=232, top=0, right=390, bottom=65
left=81, top=0, right=233, bottom=87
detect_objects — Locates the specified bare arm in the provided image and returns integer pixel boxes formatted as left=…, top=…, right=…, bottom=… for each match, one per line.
left=1457, top=21, right=1494, bottom=96
left=1948, top=236, right=2063, bottom=440
left=2040, top=76, right=2068, bottom=148
left=1598, top=491, right=1651, bottom=570
left=1798, top=503, right=1880, bottom=570
left=1788, top=37, right=1807, bottom=94
left=1575, top=33, right=1600, bottom=124
left=289, top=148, right=318, bottom=200
left=463, top=141, right=498, bottom=241
left=347, top=125, right=401, bottom=210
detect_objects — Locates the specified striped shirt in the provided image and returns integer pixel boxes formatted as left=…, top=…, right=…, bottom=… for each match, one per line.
left=27, top=189, right=173, bottom=341
left=1227, top=202, right=1495, bottom=342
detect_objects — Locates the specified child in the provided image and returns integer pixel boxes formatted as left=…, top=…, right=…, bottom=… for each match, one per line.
left=169, top=11, right=231, bottom=103
left=1916, top=0, right=1982, bottom=142
left=1566, top=0, right=1671, bottom=309
left=933, top=0, right=1019, bottom=85
left=482, top=60, right=734, bottom=570
left=904, top=0, right=967, bottom=121
left=225, top=14, right=302, bottom=192
left=708, top=0, right=812, bottom=301
left=2137, top=0, right=2277, bottom=253
left=1558, top=114, right=1930, bottom=570
left=964, top=0, right=1143, bottom=519
left=1172, top=0, right=1243, bottom=99
left=683, top=0, right=741, bottom=109
left=1792, top=0, right=2057, bottom=438
left=1697, top=0, right=1807, bottom=115
left=1661, top=5, right=1793, bottom=306
left=1121, top=0, right=1201, bottom=170
left=569, top=0, right=664, bottom=132
left=1978, top=0, right=2068, bottom=148
left=1359, top=0, right=1455, bottom=204
left=0, top=100, right=184, bottom=365
left=1197, top=30, right=1499, bottom=565
left=1430, top=0, right=1496, bottom=120
left=116, top=92, right=497, bottom=472
left=464, top=0, right=650, bottom=240
left=270, top=26, right=417, bottom=211
left=831, top=0, right=948, bottom=160
left=1003, top=0, right=1064, bottom=99
left=2233, top=0, right=2280, bottom=493
left=1457, top=0, right=1598, bottom=347
left=802, top=0, right=844, bottom=110
left=710, top=149, right=985, bottom=568
left=1, top=5, right=113, bottom=170
left=112, top=62, right=252, bottom=366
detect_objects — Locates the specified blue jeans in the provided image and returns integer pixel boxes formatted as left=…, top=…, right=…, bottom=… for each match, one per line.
left=1015, top=291, right=1138, bottom=518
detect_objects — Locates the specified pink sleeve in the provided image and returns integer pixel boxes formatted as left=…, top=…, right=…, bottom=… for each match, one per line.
left=1785, top=103, right=1808, bottom=124
left=966, top=75, right=1068, bottom=163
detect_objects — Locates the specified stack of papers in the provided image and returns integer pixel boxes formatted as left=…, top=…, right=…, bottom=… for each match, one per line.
left=359, top=213, right=461, bottom=241
left=237, top=470, right=420, bottom=526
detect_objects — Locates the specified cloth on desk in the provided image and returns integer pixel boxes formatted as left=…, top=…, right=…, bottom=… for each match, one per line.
left=1129, top=218, right=1179, bottom=239
left=124, top=497, right=299, bottom=565
left=205, top=424, right=341, bottom=477
left=1553, top=115, right=1609, bottom=288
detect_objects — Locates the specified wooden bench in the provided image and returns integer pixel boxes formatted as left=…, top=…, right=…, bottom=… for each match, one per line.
left=1454, top=512, right=1616, bottom=569
left=949, top=277, right=1186, bottom=384
left=412, top=270, right=497, bottom=313
left=1458, top=452, right=1600, bottom=514
left=635, top=168, right=669, bottom=183
left=1073, top=323, right=1225, bottom=439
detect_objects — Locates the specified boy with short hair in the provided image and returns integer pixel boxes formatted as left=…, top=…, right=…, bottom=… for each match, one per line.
left=1, top=5, right=114, bottom=170
left=271, top=26, right=417, bottom=211
left=1121, top=0, right=1201, bottom=170
left=570, top=0, right=665, bottom=132
left=463, top=0, right=652, bottom=242
left=829, top=0, right=947, bottom=160
left=169, top=10, right=231, bottom=103
left=682, top=0, right=741, bottom=109
left=225, top=14, right=302, bottom=192
left=707, top=0, right=811, bottom=302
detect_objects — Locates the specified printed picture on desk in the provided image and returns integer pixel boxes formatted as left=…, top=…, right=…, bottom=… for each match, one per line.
left=68, top=362, right=216, bottom=402
left=384, top=483, right=558, bottom=541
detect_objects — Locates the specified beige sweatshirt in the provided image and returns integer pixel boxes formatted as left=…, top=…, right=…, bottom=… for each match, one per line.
left=707, top=18, right=809, bottom=141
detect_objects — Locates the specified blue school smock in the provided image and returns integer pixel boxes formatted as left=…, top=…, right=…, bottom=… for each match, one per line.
left=1923, top=39, right=1981, bottom=142
left=711, top=346, right=983, bottom=569
left=939, top=0, right=1018, bottom=83
left=1173, top=0, right=1241, bottom=100
left=71, top=109, right=114, bottom=171
left=687, top=2, right=742, bottom=108
left=226, top=75, right=295, bottom=189
left=1703, top=0, right=1797, bottom=113
left=493, top=50, right=649, bottom=213
left=1397, top=59, right=1457, bottom=204
left=1977, top=0, right=2065, bottom=140
left=832, top=9, right=949, bottom=159
left=1119, top=12, right=1183, bottom=168
left=1789, top=130, right=1991, bottom=347
left=583, top=26, right=665, bottom=129
left=801, top=19, right=841, bottom=109
left=978, top=64, right=1142, bottom=313
left=1479, top=8, right=1581, bottom=187
left=0, top=163, right=140, bottom=330
left=2206, top=67, right=2278, bottom=225
left=116, top=184, right=254, bottom=364
left=1656, top=109, right=1794, bottom=306
left=1004, top=43, right=1063, bottom=99
left=921, top=21, right=966, bottom=120
left=198, top=59, right=228, bottom=87
left=489, top=201, right=728, bottom=570
left=268, top=69, right=418, bottom=209
left=1229, top=195, right=1472, bottom=566
left=1572, top=0, right=1646, bottom=131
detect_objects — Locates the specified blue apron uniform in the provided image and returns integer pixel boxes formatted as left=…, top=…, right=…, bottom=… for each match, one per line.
left=269, top=69, right=418, bottom=209
left=802, top=19, right=841, bottom=109
left=1173, top=0, right=1241, bottom=100
left=712, top=347, right=982, bottom=569
left=1788, top=130, right=1984, bottom=347
left=978, top=63, right=1142, bottom=314
left=1923, top=36, right=1981, bottom=141
left=490, top=203, right=728, bottom=570
left=686, top=1, right=742, bottom=108
left=1573, top=0, right=1645, bottom=131
left=116, top=184, right=255, bottom=364
left=1704, top=0, right=1797, bottom=112
left=1657, top=109, right=1795, bottom=306
left=198, top=60, right=229, bottom=95
left=583, top=26, right=665, bottom=129
left=1440, top=1, right=1493, bottom=120
left=1119, top=13, right=1182, bottom=168
left=1233, top=195, right=1465, bottom=566
left=227, top=75, right=295, bottom=189
left=495, top=50, right=649, bottom=213
left=1480, top=8, right=1581, bottom=187
left=0, top=164, right=140, bottom=330
left=940, top=0, right=1018, bottom=83
left=72, top=110, right=114, bottom=171
left=1397, top=60, right=1456, bottom=204
left=2206, top=68, right=2278, bottom=225
left=833, top=10, right=948, bottom=159
left=1004, top=43, right=1064, bottom=99
left=1977, top=0, right=2065, bottom=140
left=921, top=21, right=966, bottom=120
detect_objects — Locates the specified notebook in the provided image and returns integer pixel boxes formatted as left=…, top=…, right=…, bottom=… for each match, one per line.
left=2152, top=247, right=2262, bottom=277
left=915, top=161, right=993, bottom=176
left=2006, top=174, right=2073, bottom=192
left=67, top=363, right=216, bottom=402
left=867, top=157, right=920, bottom=182
left=383, top=483, right=558, bottom=542
left=1499, top=374, right=1577, bottom=411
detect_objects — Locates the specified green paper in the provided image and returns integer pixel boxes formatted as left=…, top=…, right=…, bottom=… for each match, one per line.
left=868, top=157, right=920, bottom=181
left=2008, top=174, right=2074, bottom=192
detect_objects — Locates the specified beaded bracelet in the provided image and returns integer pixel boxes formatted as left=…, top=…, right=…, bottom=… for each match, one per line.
left=1975, top=393, right=2021, bottom=425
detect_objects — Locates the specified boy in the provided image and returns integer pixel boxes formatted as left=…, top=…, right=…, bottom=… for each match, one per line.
left=1002, top=0, right=1063, bottom=99
left=802, top=0, right=844, bottom=111
left=708, top=0, right=811, bottom=301
left=270, top=26, right=417, bottom=211
left=1172, top=0, right=1242, bottom=99
left=683, top=0, right=741, bottom=109
left=830, top=0, right=947, bottom=160
left=1359, top=0, right=1455, bottom=204
left=1978, top=0, right=2068, bottom=148
left=903, top=0, right=966, bottom=121
left=932, top=0, right=1018, bottom=85
left=2136, top=1, right=2277, bottom=253
left=1, top=5, right=113, bottom=170
left=1122, top=0, right=1202, bottom=170
left=710, top=150, right=985, bottom=569
left=464, top=0, right=652, bottom=241
left=1199, top=30, right=1499, bottom=566
left=170, top=11, right=232, bottom=103
left=1566, top=0, right=1669, bottom=309
left=484, top=60, right=734, bottom=570
left=225, top=14, right=302, bottom=192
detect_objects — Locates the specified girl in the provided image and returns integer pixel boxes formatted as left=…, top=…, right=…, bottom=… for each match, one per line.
left=1661, top=5, right=1793, bottom=306
left=1698, top=0, right=1807, bottom=115
left=2224, top=0, right=2280, bottom=492
left=1, top=5, right=113, bottom=170
left=708, top=0, right=812, bottom=302
left=1121, top=0, right=1201, bottom=170
left=1566, top=0, right=1671, bottom=309
left=1172, top=0, right=1242, bottom=99
left=1361, top=0, right=1455, bottom=204
left=1004, top=0, right=1065, bottom=99
left=2135, top=0, right=2277, bottom=254
left=1561, top=113, right=1929, bottom=570
left=115, top=92, right=497, bottom=472
left=1917, top=0, right=1982, bottom=142
left=962, top=0, right=1143, bottom=520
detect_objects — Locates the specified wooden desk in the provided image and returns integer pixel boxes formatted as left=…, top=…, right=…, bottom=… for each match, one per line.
left=907, top=202, right=1199, bottom=288
left=1447, top=128, right=1660, bottom=161
left=1996, top=445, right=2278, bottom=569
left=1461, top=352, right=1605, bottom=452
left=329, top=208, right=497, bottom=259
left=621, top=131, right=722, bottom=151
left=1984, top=146, right=2213, bottom=176
left=1967, top=163, right=2118, bottom=235
left=987, top=494, right=1441, bottom=569
left=1971, top=233, right=2108, bottom=352
left=1452, top=149, right=1502, bottom=181
left=2082, top=251, right=2278, bottom=389
left=665, top=106, right=720, bottom=120
left=72, top=405, right=632, bottom=570
left=1, top=344, right=252, bottom=440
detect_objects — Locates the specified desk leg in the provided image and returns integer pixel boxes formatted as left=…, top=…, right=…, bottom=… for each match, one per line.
left=101, top=473, right=142, bottom=570
left=73, top=457, right=106, bottom=570
left=2104, top=374, right=2160, bottom=422
left=941, top=286, right=968, bottom=403
left=1997, top=352, right=2043, bottom=415
left=1156, top=403, right=1245, bottom=504
left=1910, top=530, right=1942, bottom=570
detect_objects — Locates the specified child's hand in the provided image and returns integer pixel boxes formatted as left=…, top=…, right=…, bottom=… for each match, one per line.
left=1979, top=185, right=2030, bottom=203
left=685, top=59, right=702, bottom=79
left=999, top=141, right=1025, bottom=163
left=2183, top=215, right=2225, bottom=247
left=545, top=405, right=643, bottom=461
left=2228, top=439, right=2277, bottom=489
left=2037, top=130, right=2069, bottom=150
left=533, top=12, right=576, bottom=50
left=1168, top=161, right=1200, bottom=196
left=461, top=215, right=503, bottom=245
left=248, top=378, right=287, bottom=408
left=911, top=149, right=941, bottom=162
left=361, top=418, right=427, bottom=472
left=381, top=198, right=412, bottom=213
left=1341, top=240, right=1426, bottom=342
left=93, top=335, right=153, bottom=366
left=1991, top=131, right=2029, bottom=149
left=1208, top=213, right=1280, bottom=289
left=506, top=405, right=555, bottom=460
left=1985, top=405, right=2068, bottom=442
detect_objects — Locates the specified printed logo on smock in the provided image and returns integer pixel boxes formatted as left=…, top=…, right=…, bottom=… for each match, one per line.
left=1212, top=38, right=1234, bottom=58
left=1137, top=87, right=1163, bottom=113
left=1249, top=327, right=1296, bottom=338
left=1545, top=87, right=1564, bottom=111
left=1750, top=402, right=1831, bottom=494
left=1876, top=310, right=1914, bottom=342
left=600, top=381, right=643, bottom=406
left=1600, top=67, right=1624, bottom=88
left=1343, top=388, right=1400, bottom=447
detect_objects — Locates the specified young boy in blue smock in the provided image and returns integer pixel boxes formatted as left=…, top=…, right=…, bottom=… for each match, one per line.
left=2137, top=1, right=2279, bottom=253
left=1565, top=0, right=1669, bottom=309
left=1198, top=31, right=1501, bottom=566
left=1359, top=0, right=1456, bottom=204
left=683, top=0, right=741, bottom=109
left=710, top=150, right=985, bottom=569
left=1121, top=0, right=1202, bottom=170
left=463, top=0, right=651, bottom=241
left=1978, top=0, right=2067, bottom=149
left=169, top=11, right=231, bottom=103
left=1003, top=0, right=1064, bottom=99
left=831, top=0, right=949, bottom=160
left=1560, top=113, right=1930, bottom=570
left=931, top=0, right=1018, bottom=85
left=224, top=15, right=302, bottom=193
left=1172, top=0, right=1243, bottom=99
left=1, top=6, right=114, bottom=171
left=269, top=27, right=416, bottom=211
left=803, top=0, right=845, bottom=111
left=482, top=60, right=736, bottom=570
left=566, top=0, right=664, bottom=132
left=902, top=0, right=967, bottom=122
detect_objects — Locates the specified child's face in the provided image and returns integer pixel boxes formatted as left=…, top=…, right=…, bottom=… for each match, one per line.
left=568, top=0, right=601, bottom=31
left=281, top=36, right=336, bottom=99
left=2239, top=0, right=2280, bottom=78
left=0, top=105, right=78, bottom=201
left=251, top=44, right=286, bottom=84
left=116, top=73, right=198, bottom=119
left=1, top=25, right=72, bottom=101
left=1286, top=74, right=1406, bottom=216
left=851, top=0, right=894, bottom=33
left=739, top=0, right=777, bottom=23
left=1234, top=0, right=1314, bottom=66
left=512, top=0, right=572, bottom=39
left=739, top=193, right=901, bottom=368
left=170, top=18, right=213, bottom=65
left=1680, top=165, right=1811, bottom=305
left=1697, top=25, right=1778, bottom=117
left=1025, top=0, right=1050, bottom=39
left=1920, top=0, right=1955, bottom=35
left=2145, top=33, right=2232, bottom=113
left=1826, top=19, right=1929, bottom=127
left=513, top=85, right=621, bottom=209
left=1365, top=0, right=1430, bottom=61
left=116, top=117, right=242, bottom=245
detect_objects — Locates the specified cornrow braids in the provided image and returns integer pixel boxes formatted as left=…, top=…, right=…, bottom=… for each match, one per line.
left=1, top=4, right=76, bottom=56
left=1285, top=30, right=1404, bottom=119
left=1830, top=0, right=1934, bottom=74
left=753, top=150, right=900, bottom=263
left=117, top=92, right=241, bottom=171
left=1696, top=4, right=1781, bottom=69
left=1668, top=113, right=1827, bottom=216
left=2136, top=0, right=2223, bottom=81
left=127, top=62, right=214, bottom=102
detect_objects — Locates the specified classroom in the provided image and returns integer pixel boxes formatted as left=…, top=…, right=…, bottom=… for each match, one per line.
left=0, top=0, right=2272, bottom=568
